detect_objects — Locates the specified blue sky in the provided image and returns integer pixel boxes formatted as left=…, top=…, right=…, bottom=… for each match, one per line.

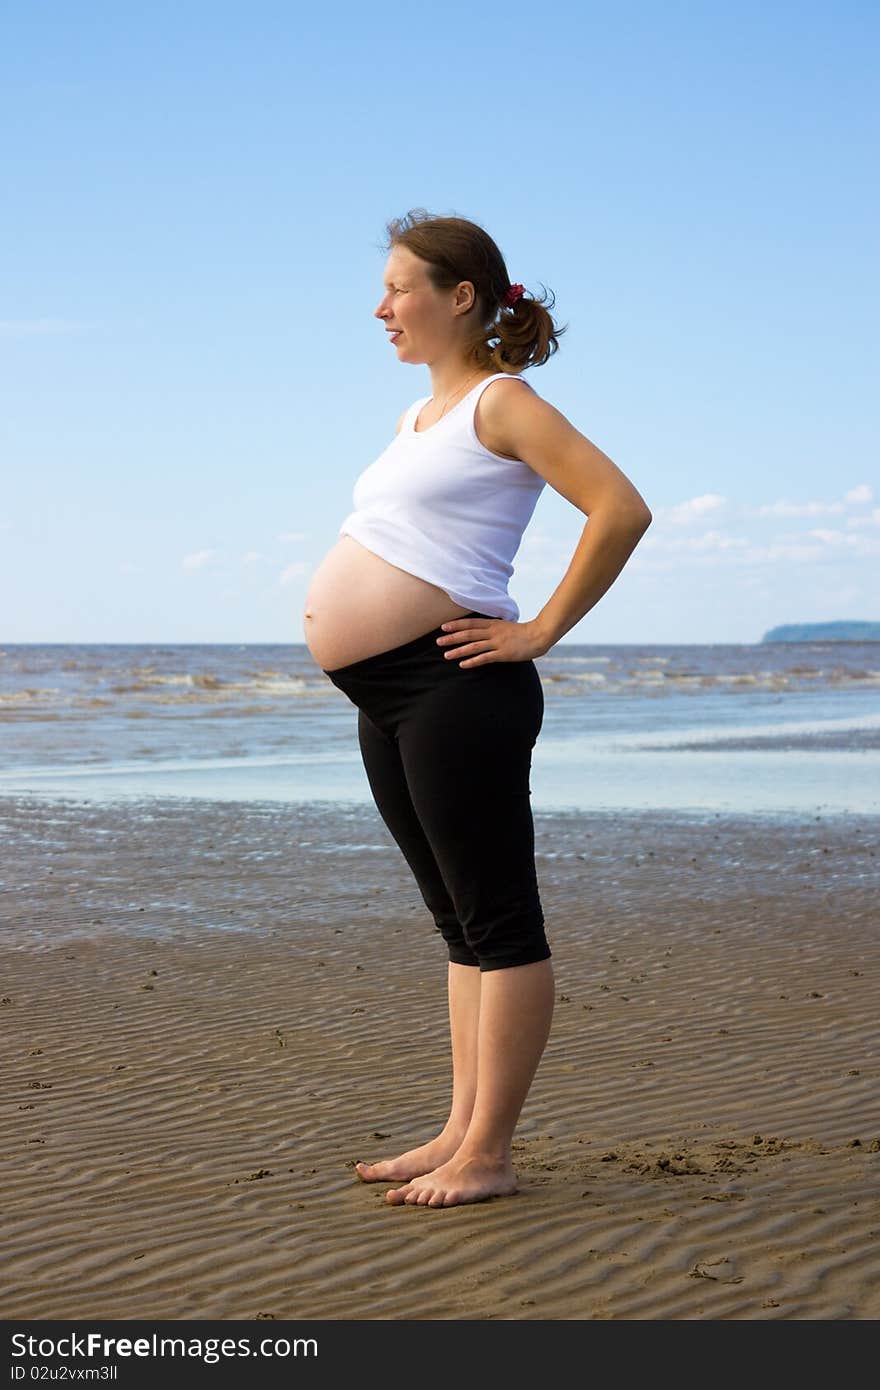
left=2, top=1, right=877, bottom=644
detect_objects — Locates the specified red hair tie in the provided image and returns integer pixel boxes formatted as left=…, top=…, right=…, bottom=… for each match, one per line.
left=503, top=282, right=525, bottom=308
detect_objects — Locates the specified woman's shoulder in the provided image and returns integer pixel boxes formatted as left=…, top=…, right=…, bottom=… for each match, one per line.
left=477, top=373, right=542, bottom=424
left=475, top=375, right=542, bottom=461
left=483, top=372, right=538, bottom=398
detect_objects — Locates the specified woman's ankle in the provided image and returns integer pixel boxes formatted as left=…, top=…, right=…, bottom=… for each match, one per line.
left=442, top=1115, right=472, bottom=1144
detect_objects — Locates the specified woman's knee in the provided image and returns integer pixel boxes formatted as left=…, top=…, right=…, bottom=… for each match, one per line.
left=462, top=905, right=551, bottom=973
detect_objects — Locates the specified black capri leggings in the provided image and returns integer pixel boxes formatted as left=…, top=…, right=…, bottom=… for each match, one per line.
left=323, top=611, right=550, bottom=972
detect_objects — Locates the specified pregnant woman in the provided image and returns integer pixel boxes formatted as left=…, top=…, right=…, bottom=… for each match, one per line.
left=304, top=208, right=652, bottom=1208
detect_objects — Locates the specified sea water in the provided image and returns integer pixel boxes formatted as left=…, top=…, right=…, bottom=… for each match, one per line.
left=1, top=641, right=878, bottom=817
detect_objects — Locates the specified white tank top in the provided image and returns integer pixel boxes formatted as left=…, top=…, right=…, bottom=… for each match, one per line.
left=338, top=372, right=546, bottom=622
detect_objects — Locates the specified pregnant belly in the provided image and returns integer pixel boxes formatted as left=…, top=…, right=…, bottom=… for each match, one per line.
left=303, top=536, right=473, bottom=671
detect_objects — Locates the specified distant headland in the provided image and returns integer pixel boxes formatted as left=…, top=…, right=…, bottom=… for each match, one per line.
left=761, top=621, right=880, bottom=642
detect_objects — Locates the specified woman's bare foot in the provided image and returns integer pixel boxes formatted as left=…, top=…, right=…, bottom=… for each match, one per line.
left=385, top=1151, right=517, bottom=1207
left=355, top=1128, right=468, bottom=1183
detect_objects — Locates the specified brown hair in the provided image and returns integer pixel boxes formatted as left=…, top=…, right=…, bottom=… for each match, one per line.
left=380, top=208, right=567, bottom=372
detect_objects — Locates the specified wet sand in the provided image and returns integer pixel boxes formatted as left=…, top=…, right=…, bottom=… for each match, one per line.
left=1, top=796, right=878, bottom=1320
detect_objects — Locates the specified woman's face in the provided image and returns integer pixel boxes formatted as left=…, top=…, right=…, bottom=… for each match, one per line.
left=374, top=244, right=473, bottom=364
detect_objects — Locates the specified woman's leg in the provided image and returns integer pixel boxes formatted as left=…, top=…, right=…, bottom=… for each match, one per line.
left=355, top=707, right=478, bottom=967
left=386, top=970, right=555, bottom=1209
left=384, top=662, right=554, bottom=1206
left=352, top=709, right=481, bottom=1182
left=445, top=960, right=482, bottom=1137
left=355, top=964, right=482, bottom=1182
left=458, top=956, right=555, bottom=1159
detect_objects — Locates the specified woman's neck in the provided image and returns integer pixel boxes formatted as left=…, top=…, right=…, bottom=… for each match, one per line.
left=427, top=363, right=492, bottom=413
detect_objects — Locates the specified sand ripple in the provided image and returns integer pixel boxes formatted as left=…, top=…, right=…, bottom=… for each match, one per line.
left=1, top=798, right=878, bottom=1319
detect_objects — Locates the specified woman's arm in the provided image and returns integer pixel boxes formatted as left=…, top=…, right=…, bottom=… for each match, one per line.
left=484, top=382, right=653, bottom=653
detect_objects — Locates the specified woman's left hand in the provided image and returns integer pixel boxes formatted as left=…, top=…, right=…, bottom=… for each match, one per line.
left=436, top=616, right=547, bottom=668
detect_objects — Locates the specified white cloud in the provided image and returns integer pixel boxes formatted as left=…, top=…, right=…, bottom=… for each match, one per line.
left=751, top=487, right=873, bottom=520
left=846, top=507, right=880, bottom=530
left=743, top=532, right=880, bottom=561
left=756, top=499, right=845, bottom=518
left=0, top=319, right=85, bottom=337
left=656, top=494, right=727, bottom=524
left=240, top=551, right=264, bottom=565
left=808, top=528, right=863, bottom=548
left=182, top=549, right=219, bottom=571
left=642, top=528, right=748, bottom=553
left=844, top=483, right=874, bottom=505
left=739, top=539, right=829, bottom=563
left=278, top=561, right=310, bottom=586
left=640, top=525, right=879, bottom=568
left=689, top=529, right=747, bottom=551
